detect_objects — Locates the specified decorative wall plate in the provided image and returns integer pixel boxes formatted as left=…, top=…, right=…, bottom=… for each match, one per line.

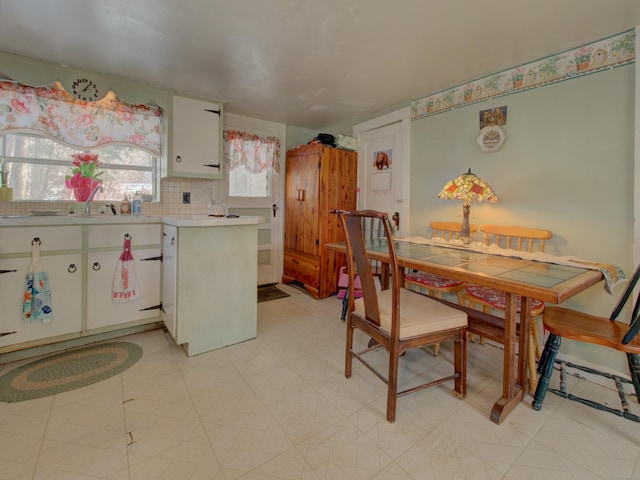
left=476, top=125, right=506, bottom=153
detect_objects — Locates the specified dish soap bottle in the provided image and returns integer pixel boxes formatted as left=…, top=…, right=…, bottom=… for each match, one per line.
left=120, top=194, right=131, bottom=215
left=132, top=191, right=142, bottom=215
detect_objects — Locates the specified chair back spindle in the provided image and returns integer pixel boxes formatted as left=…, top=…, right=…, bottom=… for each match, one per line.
left=430, top=221, right=477, bottom=241
left=481, top=224, right=552, bottom=252
left=613, top=264, right=640, bottom=344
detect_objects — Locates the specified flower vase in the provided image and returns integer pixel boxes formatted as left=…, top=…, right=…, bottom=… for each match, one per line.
left=73, top=185, right=93, bottom=202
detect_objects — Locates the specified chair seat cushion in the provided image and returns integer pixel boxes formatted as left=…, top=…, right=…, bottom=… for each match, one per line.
left=354, top=288, right=467, bottom=338
left=465, top=285, right=544, bottom=312
left=405, top=271, right=464, bottom=289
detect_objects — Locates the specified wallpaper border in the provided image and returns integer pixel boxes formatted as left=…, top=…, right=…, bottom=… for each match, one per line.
left=411, top=29, right=636, bottom=121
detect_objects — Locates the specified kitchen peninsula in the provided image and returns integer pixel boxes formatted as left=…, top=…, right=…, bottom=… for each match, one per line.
left=0, top=214, right=259, bottom=361
left=162, top=215, right=258, bottom=356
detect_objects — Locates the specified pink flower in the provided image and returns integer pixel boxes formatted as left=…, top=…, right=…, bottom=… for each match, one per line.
left=10, top=98, right=29, bottom=114
left=65, top=152, right=103, bottom=191
left=76, top=114, right=95, bottom=127
left=116, top=107, right=134, bottom=121
left=129, top=134, right=144, bottom=146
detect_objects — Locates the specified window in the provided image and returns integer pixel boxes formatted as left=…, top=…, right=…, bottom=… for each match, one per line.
left=0, top=81, right=162, bottom=201
left=1, top=133, right=156, bottom=201
left=224, top=130, right=280, bottom=198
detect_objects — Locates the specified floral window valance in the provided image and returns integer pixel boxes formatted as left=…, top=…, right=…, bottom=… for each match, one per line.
left=0, top=81, right=162, bottom=155
left=223, top=129, right=280, bottom=174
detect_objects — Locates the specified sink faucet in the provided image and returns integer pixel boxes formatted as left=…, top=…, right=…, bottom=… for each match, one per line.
left=85, top=185, right=103, bottom=215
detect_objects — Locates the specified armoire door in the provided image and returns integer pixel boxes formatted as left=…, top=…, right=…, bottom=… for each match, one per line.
left=285, top=149, right=320, bottom=256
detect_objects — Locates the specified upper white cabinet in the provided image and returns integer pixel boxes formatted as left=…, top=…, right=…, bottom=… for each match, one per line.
left=165, top=95, right=223, bottom=179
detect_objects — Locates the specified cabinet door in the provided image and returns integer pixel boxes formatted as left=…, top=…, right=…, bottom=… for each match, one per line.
left=161, top=225, right=178, bottom=339
left=170, top=96, right=222, bottom=178
left=284, top=150, right=320, bottom=256
left=86, top=248, right=161, bottom=330
left=0, top=254, right=82, bottom=347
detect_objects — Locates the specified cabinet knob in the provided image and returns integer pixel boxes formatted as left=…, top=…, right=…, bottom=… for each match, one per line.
left=175, top=155, right=182, bottom=163
left=68, top=264, right=77, bottom=273
left=92, top=262, right=101, bottom=271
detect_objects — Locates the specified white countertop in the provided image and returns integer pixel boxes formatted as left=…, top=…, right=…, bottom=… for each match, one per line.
left=161, top=216, right=262, bottom=227
left=0, top=214, right=262, bottom=227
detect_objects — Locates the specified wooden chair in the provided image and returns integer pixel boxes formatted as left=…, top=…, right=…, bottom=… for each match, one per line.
left=532, top=263, right=640, bottom=421
left=363, top=215, right=386, bottom=282
left=405, top=222, right=477, bottom=355
left=333, top=208, right=468, bottom=423
left=463, top=224, right=552, bottom=393
left=339, top=216, right=389, bottom=321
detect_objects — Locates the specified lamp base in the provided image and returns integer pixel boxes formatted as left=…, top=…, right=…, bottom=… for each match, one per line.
left=461, top=203, right=471, bottom=244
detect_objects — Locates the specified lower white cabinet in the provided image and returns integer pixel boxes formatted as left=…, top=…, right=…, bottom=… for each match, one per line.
left=0, top=254, right=82, bottom=347
left=86, top=248, right=161, bottom=330
left=86, top=224, right=162, bottom=330
left=162, top=222, right=257, bottom=356
left=0, top=222, right=162, bottom=356
left=161, top=225, right=178, bottom=339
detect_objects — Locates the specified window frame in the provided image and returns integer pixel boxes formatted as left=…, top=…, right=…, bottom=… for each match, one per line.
left=0, top=132, right=159, bottom=202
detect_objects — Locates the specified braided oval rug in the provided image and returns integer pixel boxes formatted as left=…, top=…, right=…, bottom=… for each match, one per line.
left=0, top=342, right=142, bottom=402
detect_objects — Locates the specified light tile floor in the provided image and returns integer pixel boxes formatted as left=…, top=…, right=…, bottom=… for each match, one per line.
left=1, top=284, right=639, bottom=479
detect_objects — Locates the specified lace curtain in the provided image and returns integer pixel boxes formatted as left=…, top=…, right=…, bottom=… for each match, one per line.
left=223, top=129, right=280, bottom=174
left=0, top=81, right=162, bottom=155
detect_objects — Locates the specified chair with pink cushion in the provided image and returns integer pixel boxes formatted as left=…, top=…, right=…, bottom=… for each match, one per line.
left=405, top=222, right=477, bottom=354
left=463, top=224, right=552, bottom=393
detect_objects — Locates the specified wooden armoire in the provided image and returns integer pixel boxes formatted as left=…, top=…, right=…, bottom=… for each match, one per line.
left=282, top=144, right=358, bottom=298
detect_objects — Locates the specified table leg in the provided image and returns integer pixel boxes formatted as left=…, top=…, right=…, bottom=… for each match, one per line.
left=490, top=293, right=529, bottom=424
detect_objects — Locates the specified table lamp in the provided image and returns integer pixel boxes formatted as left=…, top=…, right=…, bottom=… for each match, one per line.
left=438, top=168, right=498, bottom=243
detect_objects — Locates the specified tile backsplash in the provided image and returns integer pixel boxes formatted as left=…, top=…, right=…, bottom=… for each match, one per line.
left=0, top=178, right=226, bottom=217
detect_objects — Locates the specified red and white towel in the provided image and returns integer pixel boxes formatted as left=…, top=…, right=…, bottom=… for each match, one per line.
left=113, top=235, right=140, bottom=302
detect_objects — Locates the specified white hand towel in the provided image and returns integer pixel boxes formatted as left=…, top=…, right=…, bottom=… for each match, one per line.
left=23, top=241, right=53, bottom=323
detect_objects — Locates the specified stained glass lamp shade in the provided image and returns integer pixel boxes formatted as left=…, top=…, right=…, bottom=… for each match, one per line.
left=438, top=168, right=498, bottom=243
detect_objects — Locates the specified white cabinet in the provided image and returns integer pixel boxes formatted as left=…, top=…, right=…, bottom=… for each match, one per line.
left=162, top=222, right=257, bottom=356
left=0, top=227, right=82, bottom=348
left=165, top=95, right=222, bottom=179
left=86, top=224, right=162, bottom=330
left=0, top=222, right=162, bottom=356
left=161, top=225, right=178, bottom=339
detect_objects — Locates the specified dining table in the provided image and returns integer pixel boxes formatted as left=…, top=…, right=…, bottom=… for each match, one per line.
left=326, top=237, right=613, bottom=424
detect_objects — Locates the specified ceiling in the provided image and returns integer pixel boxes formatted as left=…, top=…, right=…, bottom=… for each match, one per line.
left=0, top=0, right=638, bottom=129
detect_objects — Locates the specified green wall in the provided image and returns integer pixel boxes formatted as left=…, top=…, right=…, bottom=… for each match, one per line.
left=411, top=65, right=635, bottom=370
left=285, top=125, right=318, bottom=151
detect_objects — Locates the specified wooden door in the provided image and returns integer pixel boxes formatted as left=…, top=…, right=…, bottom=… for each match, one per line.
left=318, top=147, right=358, bottom=245
left=284, top=146, right=320, bottom=256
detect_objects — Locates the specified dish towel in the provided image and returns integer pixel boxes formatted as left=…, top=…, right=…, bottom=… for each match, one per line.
left=23, top=240, right=53, bottom=323
left=113, top=235, right=140, bottom=302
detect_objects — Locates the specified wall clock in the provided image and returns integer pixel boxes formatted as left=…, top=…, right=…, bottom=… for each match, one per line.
left=71, top=78, right=101, bottom=101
